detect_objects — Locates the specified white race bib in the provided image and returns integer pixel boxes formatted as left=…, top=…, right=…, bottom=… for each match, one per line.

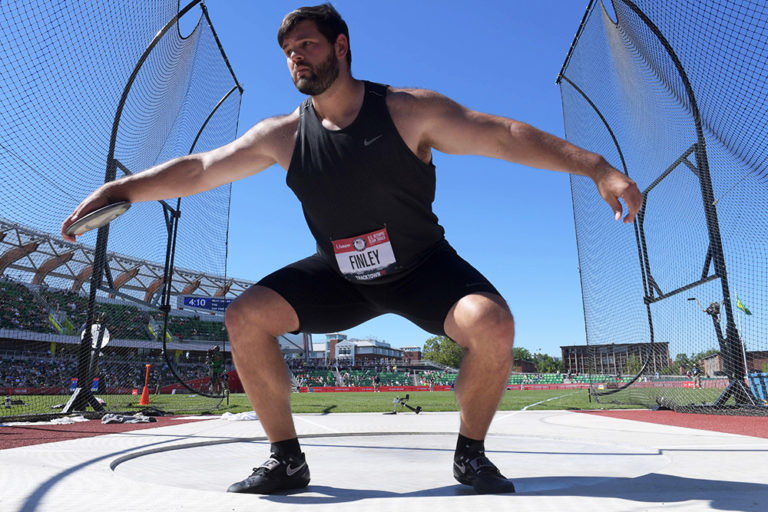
left=332, top=228, right=397, bottom=281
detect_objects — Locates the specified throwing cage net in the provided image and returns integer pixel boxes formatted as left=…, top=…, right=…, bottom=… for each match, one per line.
left=1, top=0, right=244, bottom=419
left=558, top=0, right=768, bottom=414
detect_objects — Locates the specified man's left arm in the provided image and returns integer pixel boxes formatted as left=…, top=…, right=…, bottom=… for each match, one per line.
left=409, top=89, right=643, bottom=223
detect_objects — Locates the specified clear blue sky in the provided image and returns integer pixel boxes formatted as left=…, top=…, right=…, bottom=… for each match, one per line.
left=199, top=0, right=605, bottom=357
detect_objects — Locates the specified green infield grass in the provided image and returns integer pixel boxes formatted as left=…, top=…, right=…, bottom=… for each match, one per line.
left=123, top=388, right=640, bottom=415
left=4, top=385, right=740, bottom=420
left=285, top=389, right=641, bottom=414
left=1, top=388, right=643, bottom=419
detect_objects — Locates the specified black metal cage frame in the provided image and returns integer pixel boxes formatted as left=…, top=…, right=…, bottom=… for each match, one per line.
left=557, top=0, right=763, bottom=412
left=66, top=0, right=242, bottom=414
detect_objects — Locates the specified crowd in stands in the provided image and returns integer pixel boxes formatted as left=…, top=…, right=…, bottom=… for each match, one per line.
left=285, top=359, right=632, bottom=388
left=2, top=279, right=645, bottom=394
left=0, top=280, right=52, bottom=332
left=2, top=348, right=463, bottom=393
left=0, top=279, right=229, bottom=345
left=287, top=362, right=640, bottom=388
left=166, top=315, right=229, bottom=342
left=2, top=344, right=648, bottom=395
left=98, top=303, right=152, bottom=340
left=287, top=367, right=621, bottom=389
left=0, top=349, right=216, bottom=392
left=1, top=353, right=74, bottom=389
left=39, top=287, right=89, bottom=330
left=288, top=363, right=457, bottom=388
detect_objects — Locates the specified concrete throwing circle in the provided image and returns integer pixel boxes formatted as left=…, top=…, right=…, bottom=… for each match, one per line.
left=111, top=432, right=670, bottom=495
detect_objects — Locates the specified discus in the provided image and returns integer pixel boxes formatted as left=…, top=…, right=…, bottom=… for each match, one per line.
left=64, top=201, right=131, bottom=236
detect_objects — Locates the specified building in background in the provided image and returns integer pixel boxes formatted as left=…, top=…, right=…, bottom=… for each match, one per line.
left=702, top=351, right=768, bottom=377
left=401, top=345, right=422, bottom=364
left=513, top=359, right=537, bottom=374
left=315, top=333, right=405, bottom=367
left=561, top=342, right=671, bottom=376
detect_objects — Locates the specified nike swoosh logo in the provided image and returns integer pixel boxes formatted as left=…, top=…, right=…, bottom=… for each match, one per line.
left=364, top=134, right=383, bottom=146
left=454, top=461, right=466, bottom=473
left=286, top=462, right=306, bottom=476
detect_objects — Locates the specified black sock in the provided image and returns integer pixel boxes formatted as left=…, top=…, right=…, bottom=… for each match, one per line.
left=270, top=438, right=301, bottom=459
left=455, top=433, right=484, bottom=460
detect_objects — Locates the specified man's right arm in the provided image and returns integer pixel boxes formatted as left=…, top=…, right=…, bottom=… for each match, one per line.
left=61, top=113, right=297, bottom=241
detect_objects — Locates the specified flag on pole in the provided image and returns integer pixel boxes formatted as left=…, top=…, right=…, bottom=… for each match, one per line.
left=736, top=295, right=752, bottom=315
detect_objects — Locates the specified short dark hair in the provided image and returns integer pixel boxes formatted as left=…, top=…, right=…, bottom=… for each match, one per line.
left=277, top=3, right=351, bottom=65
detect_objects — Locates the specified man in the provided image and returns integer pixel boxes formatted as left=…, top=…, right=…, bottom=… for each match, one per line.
left=206, top=345, right=225, bottom=394
left=691, top=362, right=702, bottom=389
left=62, top=4, right=642, bottom=495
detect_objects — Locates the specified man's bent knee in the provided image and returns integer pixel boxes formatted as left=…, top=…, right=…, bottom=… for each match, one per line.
left=224, top=285, right=299, bottom=343
left=445, top=293, right=515, bottom=352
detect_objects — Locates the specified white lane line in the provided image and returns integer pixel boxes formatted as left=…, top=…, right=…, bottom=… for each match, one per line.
left=294, top=415, right=340, bottom=433
left=493, top=391, right=580, bottom=424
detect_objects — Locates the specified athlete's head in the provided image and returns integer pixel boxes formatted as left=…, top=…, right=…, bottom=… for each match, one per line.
left=278, top=4, right=351, bottom=66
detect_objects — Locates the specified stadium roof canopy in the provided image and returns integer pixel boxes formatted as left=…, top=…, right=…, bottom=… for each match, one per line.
left=0, top=218, right=254, bottom=307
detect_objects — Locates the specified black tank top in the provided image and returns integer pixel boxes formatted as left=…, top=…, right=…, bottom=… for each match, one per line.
left=287, top=81, right=445, bottom=283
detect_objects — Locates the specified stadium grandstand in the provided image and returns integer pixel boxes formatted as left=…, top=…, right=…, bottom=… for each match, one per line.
left=0, top=227, right=246, bottom=391
left=2, top=227, right=637, bottom=408
left=3, top=220, right=745, bottom=414
left=0, top=218, right=470, bottom=415
left=561, top=342, right=672, bottom=377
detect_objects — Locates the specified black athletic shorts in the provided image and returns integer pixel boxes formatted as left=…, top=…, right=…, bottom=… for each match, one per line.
left=256, top=239, right=499, bottom=336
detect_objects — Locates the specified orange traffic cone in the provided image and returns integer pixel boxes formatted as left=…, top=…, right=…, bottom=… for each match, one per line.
left=139, top=364, right=151, bottom=405
left=139, top=385, right=150, bottom=406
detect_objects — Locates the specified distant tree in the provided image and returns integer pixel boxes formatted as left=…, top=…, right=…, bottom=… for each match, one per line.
left=659, top=365, right=678, bottom=375
left=422, top=335, right=464, bottom=368
left=513, top=347, right=533, bottom=363
left=692, top=349, right=719, bottom=362
left=626, top=354, right=642, bottom=374
left=533, top=353, right=564, bottom=373
left=512, top=347, right=563, bottom=373
left=673, top=353, right=692, bottom=371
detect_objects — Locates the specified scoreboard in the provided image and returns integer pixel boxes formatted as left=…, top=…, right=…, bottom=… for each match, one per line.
left=178, top=295, right=233, bottom=312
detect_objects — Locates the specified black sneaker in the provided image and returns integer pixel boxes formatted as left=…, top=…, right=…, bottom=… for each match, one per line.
left=453, top=453, right=516, bottom=494
left=227, top=453, right=310, bottom=494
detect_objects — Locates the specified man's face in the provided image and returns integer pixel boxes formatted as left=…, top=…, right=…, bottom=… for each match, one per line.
left=281, top=20, right=339, bottom=96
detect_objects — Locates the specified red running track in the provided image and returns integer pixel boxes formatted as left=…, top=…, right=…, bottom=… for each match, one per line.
left=0, top=416, right=206, bottom=450
left=2, top=410, right=767, bottom=451
left=580, top=410, right=768, bottom=439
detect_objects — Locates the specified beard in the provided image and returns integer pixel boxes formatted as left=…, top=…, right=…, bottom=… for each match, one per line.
left=293, top=50, right=339, bottom=96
